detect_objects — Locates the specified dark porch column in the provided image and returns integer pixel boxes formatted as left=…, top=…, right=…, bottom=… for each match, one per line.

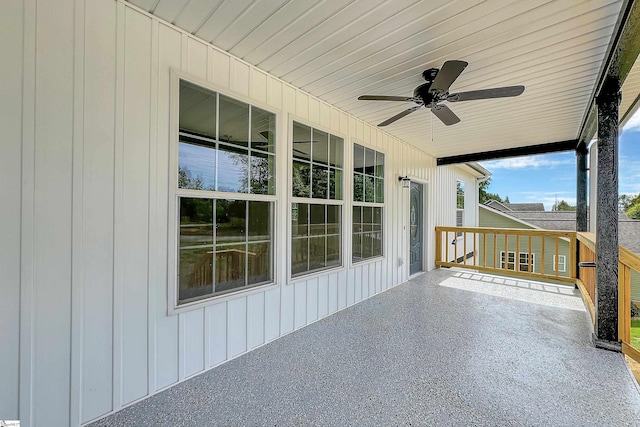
left=594, top=76, right=620, bottom=350
left=576, top=146, right=588, bottom=232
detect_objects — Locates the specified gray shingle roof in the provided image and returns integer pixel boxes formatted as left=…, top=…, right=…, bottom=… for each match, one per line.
left=485, top=204, right=640, bottom=254
left=504, top=203, right=546, bottom=211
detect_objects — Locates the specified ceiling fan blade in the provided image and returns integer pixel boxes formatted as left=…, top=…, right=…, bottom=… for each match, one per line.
left=430, top=60, right=468, bottom=94
left=378, top=105, right=422, bottom=127
left=358, top=95, right=415, bottom=102
left=447, top=85, right=525, bottom=102
left=431, top=104, right=460, bottom=126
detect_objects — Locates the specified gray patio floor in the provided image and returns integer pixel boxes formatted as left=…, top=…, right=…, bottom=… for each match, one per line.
left=91, top=269, right=640, bottom=426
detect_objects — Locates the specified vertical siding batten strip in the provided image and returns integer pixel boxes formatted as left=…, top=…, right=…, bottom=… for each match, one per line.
left=71, top=0, right=86, bottom=423
left=147, top=16, right=159, bottom=398
left=113, top=0, right=126, bottom=411
left=20, top=0, right=37, bottom=423
left=155, top=23, right=180, bottom=392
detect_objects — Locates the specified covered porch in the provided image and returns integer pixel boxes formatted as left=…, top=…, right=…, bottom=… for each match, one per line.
left=90, top=269, right=640, bottom=426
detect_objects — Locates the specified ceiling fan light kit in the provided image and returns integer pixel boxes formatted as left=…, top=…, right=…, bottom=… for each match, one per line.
left=358, top=60, right=525, bottom=127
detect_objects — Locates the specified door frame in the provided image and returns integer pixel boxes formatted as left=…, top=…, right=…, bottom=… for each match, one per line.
left=407, top=177, right=429, bottom=278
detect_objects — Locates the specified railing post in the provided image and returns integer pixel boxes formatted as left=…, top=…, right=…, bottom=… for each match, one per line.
left=576, top=146, right=588, bottom=232
left=593, top=76, right=620, bottom=351
left=435, top=227, right=442, bottom=266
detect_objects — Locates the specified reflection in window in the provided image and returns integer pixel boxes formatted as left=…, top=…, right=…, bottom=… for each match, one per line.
left=176, top=79, right=277, bottom=305
left=352, top=143, right=384, bottom=262
left=291, top=121, right=343, bottom=200
left=178, top=80, right=276, bottom=195
left=291, top=122, right=343, bottom=277
left=178, top=197, right=273, bottom=304
left=291, top=203, right=341, bottom=277
left=353, top=144, right=384, bottom=203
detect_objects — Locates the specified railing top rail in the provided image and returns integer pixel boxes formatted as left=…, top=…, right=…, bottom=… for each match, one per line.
left=576, top=232, right=640, bottom=272
left=620, top=245, right=640, bottom=273
left=576, top=232, right=596, bottom=252
left=435, top=225, right=575, bottom=239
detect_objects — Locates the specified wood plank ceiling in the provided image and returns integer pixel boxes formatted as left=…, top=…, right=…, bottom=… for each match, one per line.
left=128, top=0, right=631, bottom=159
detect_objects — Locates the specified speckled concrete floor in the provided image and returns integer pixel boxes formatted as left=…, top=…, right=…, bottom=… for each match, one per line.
left=90, top=270, right=640, bottom=426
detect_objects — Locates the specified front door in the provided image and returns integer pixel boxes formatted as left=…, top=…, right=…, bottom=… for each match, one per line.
left=409, top=182, right=423, bottom=275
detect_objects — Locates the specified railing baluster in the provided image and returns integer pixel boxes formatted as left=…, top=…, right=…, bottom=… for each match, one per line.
left=463, top=231, right=467, bottom=265
left=516, top=234, right=520, bottom=271
left=473, top=232, right=477, bottom=267
left=528, top=235, right=533, bottom=273
left=445, top=231, right=449, bottom=264
left=555, top=237, right=559, bottom=278
left=541, top=236, right=545, bottom=275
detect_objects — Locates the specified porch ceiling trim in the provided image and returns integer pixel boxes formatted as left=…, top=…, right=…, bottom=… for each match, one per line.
left=436, top=139, right=577, bottom=166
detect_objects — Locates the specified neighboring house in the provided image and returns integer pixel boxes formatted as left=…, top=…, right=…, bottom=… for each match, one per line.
left=483, top=200, right=545, bottom=212
left=480, top=204, right=640, bottom=301
left=478, top=204, right=572, bottom=279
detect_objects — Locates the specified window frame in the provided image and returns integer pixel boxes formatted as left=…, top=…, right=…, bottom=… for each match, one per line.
left=456, top=179, right=465, bottom=236
left=168, top=70, right=281, bottom=314
left=351, top=141, right=386, bottom=265
left=553, top=255, right=566, bottom=272
left=499, top=251, right=516, bottom=270
left=518, top=252, right=535, bottom=272
left=288, top=117, right=346, bottom=281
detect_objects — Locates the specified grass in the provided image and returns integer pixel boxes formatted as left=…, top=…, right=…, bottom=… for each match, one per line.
left=632, top=319, right=640, bottom=351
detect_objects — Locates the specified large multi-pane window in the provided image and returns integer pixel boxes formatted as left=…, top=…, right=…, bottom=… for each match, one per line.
left=176, top=80, right=276, bottom=304
left=456, top=180, right=465, bottom=227
left=291, top=122, right=343, bottom=277
left=352, top=143, right=384, bottom=262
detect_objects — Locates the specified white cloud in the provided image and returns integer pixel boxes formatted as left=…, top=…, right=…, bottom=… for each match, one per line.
left=622, top=110, right=640, bottom=133
left=482, top=156, right=573, bottom=170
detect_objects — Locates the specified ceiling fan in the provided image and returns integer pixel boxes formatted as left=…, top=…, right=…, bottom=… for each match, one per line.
left=358, top=60, right=525, bottom=127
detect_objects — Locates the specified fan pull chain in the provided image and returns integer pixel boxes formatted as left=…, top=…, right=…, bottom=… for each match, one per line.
left=431, top=112, right=434, bottom=142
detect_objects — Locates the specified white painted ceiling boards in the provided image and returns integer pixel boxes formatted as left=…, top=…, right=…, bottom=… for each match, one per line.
left=128, top=0, right=637, bottom=159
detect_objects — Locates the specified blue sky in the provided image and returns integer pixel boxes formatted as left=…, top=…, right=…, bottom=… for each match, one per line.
left=480, top=114, right=640, bottom=210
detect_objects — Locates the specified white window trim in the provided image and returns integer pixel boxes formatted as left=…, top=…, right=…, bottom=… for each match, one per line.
left=518, top=252, right=535, bottom=272
left=167, top=69, right=282, bottom=315
left=287, top=116, right=347, bottom=281
left=553, top=255, right=567, bottom=272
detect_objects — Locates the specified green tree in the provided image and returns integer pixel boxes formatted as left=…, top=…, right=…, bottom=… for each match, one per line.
left=627, top=200, right=640, bottom=219
left=552, top=199, right=576, bottom=211
left=478, top=178, right=506, bottom=204
left=178, top=166, right=204, bottom=190
left=620, top=193, right=640, bottom=219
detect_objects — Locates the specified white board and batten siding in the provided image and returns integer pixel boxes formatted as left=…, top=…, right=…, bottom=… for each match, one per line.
left=1, top=1, right=480, bottom=425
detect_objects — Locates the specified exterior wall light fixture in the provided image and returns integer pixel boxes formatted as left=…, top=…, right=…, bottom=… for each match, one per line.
left=398, top=175, right=410, bottom=188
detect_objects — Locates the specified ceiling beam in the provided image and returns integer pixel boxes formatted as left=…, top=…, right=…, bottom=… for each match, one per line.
left=577, top=0, right=640, bottom=148
left=436, top=140, right=578, bottom=166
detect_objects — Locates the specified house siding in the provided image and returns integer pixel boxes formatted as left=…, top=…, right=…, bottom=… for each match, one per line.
left=0, top=0, right=24, bottom=419
left=478, top=208, right=571, bottom=278
left=1, top=1, right=480, bottom=425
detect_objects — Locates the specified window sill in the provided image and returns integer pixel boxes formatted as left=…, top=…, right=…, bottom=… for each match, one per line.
left=288, top=264, right=345, bottom=285
left=350, top=255, right=385, bottom=268
left=168, top=281, right=280, bottom=315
